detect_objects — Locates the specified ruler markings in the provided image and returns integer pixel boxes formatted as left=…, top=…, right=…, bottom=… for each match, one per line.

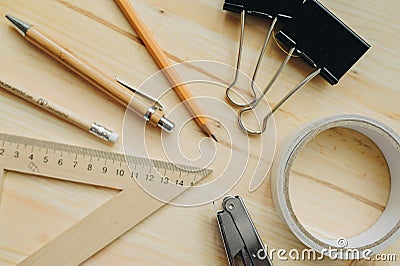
left=0, top=133, right=211, bottom=190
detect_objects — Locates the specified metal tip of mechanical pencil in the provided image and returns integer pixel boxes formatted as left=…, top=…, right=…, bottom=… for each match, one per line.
left=158, top=116, right=175, bottom=132
left=5, top=14, right=32, bottom=36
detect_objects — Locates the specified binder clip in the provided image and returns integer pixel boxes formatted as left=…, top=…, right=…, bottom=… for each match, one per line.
left=216, top=195, right=273, bottom=266
left=234, top=0, right=370, bottom=135
left=223, top=0, right=303, bottom=107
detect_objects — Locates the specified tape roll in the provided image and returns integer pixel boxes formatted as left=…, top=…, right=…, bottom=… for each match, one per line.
left=271, top=115, right=400, bottom=259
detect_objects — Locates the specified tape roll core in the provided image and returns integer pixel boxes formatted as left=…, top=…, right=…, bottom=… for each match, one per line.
left=271, top=115, right=400, bottom=259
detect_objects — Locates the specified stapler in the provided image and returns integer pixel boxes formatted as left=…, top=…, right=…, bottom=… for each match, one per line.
left=216, top=196, right=273, bottom=265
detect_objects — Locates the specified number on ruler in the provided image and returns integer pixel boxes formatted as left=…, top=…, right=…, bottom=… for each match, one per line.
left=146, top=174, right=154, bottom=182
left=116, top=169, right=125, bottom=176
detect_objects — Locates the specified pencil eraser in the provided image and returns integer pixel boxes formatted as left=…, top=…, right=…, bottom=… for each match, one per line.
left=223, top=0, right=303, bottom=19
left=276, top=0, right=370, bottom=85
left=108, top=132, right=119, bottom=143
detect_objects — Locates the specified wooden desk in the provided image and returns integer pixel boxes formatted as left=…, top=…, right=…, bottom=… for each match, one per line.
left=0, top=0, right=399, bottom=265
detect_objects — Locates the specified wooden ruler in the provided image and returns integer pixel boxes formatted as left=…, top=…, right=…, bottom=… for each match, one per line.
left=0, top=132, right=211, bottom=265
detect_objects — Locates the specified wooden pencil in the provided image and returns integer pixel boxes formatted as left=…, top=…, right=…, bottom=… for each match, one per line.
left=114, top=0, right=218, bottom=142
left=0, top=80, right=118, bottom=143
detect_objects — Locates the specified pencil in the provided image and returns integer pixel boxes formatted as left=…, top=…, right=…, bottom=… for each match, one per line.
left=5, top=14, right=174, bottom=133
left=114, top=0, right=218, bottom=142
left=0, top=80, right=118, bottom=143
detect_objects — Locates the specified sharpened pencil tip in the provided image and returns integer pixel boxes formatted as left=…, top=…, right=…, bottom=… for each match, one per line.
left=5, top=14, right=32, bottom=36
left=211, top=134, right=218, bottom=143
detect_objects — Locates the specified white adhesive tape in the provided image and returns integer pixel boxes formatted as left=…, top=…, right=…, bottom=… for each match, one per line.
left=271, top=115, right=400, bottom=259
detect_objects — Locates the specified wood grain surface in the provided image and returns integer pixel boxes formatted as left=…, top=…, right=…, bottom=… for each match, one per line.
left=0, top=0, right=399, bottom=265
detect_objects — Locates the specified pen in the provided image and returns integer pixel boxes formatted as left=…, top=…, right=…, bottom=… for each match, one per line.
left=5, top=14, right=174, bottom=133
left=0, top=80, right=118, bottom=143
left=114, top=0, right=217, bottom=142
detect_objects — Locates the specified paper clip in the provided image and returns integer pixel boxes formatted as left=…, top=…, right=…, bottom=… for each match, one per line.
left=216, top=195, right=273, bottom=266
left=223, top=0, right=303, bottom=107
left=232, top=0, right=370, bottom=135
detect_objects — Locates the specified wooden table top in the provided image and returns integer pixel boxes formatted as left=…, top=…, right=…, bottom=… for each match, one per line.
left=0, top=0, right=399, bottom=265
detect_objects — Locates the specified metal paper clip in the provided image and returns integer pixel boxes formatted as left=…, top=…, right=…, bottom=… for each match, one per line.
left=216, top=195, right=273, bottom=266
left=116, top=76, right=164, bottom=111
left=223, top=0, right=302, bottom=107
left=228, top=0, right=370, bottom=135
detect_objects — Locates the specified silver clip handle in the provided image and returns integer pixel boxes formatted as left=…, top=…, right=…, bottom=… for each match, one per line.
left=226, top=13, right=278, bottom=108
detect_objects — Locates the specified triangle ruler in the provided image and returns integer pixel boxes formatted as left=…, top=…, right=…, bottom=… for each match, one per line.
left=0, top=132, right=211, bottom=265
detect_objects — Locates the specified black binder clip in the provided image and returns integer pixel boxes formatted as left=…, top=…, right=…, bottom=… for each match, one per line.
left=216, top=196, right=273, bottom=266
left=223, top=0, right=303, bottom=107
left=236, top=0, right=370, bottom=135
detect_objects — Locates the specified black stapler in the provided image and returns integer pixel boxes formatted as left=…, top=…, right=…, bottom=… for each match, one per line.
left=216, top=196, right=273, bottom=265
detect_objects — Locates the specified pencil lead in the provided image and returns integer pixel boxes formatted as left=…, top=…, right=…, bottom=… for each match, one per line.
left=211, top=134, right=218, bottom=143
left=5, top=14, right=31, bottom=36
